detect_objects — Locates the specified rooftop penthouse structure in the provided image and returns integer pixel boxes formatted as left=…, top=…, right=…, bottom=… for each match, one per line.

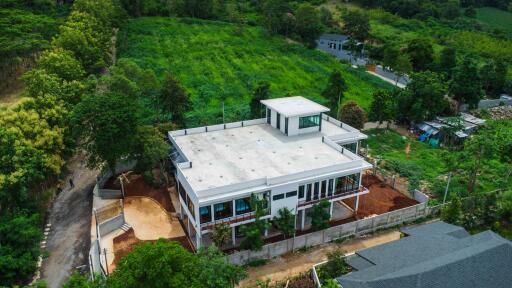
left=168, top=96, right=372, bottom=249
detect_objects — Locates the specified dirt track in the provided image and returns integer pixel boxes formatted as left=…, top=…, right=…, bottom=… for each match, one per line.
left=40, top=156, right=97, bottom=288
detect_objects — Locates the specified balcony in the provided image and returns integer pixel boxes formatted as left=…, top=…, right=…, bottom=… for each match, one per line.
left=297, top=186, right=369, bottom=208
left=200, top=212, right=257, bottom=231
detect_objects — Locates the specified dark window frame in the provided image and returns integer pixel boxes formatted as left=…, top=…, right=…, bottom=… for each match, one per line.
left=273, top=193, right=285, bottom=201
left=235, top=197, right=252, bottom=215
left=286, top=191, right=297, bottom=198
left=298, top=185, right=305, bottom=199
left=299, top=114, right=321, bottom=129
left=214, top=201, right=233, bottom=220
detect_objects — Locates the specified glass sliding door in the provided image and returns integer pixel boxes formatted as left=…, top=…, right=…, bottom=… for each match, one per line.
left=214, top=201, right=233, bottom=220
left=235, top=197, right=251, bottom=215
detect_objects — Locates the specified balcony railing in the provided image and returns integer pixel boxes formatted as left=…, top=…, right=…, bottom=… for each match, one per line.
left=200, top=211, right=257, bottom=231
left=297, top=186, right=369, bottom=207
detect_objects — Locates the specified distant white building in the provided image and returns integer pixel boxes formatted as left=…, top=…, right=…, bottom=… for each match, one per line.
left=168, top=96, right=372, bottom=249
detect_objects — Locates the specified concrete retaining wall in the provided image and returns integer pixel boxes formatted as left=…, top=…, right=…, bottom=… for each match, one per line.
left=98, top=214, right=125, bottom=237
left=228, top=202, right=431, bottom=265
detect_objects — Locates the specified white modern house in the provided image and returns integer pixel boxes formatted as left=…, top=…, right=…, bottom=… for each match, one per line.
left=168, top=96, right=372, bottom=249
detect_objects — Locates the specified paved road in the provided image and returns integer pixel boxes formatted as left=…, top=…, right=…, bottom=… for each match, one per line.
left=40, top=158, right=98, bottom=288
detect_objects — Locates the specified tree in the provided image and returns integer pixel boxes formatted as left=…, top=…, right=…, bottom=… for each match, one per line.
left=407, top=38, right=434, bottom=71
left=71, top=92, right=141, bottom=175
left=159, top=73, right=190, bottom=127
left=322, top=70, right=347, bottom=115
left=63, top=272, right=106, bottom=288
left=439, top=47, right=457, bottom=77
left=295, top=3, right=324, bottom=48
left=339, top=101, right=368, bottom=130
left=211, top=223, right=231, bottom=248
left=0, top=213, right=43, bottom=286
left=397, top=71, right=447, bottom=123
left=308, top=199, right=331, bottom=231
left=107, top=240, right=201, bottom=288
left=392, top=54, right=412, bottom=85
left=261, top=0, right=290, bottom=35
left=369, top=89, right=396, bottom=125
left=197, top=245, right=247, bottom=288
left=382, top=45, right=400, bottom=69
left=131, top=125, right=169, bottom=173
left=450, top=56, right=483, bottom=109
left=251, top=81, right=270, bottom=118
left=273, top=208, right=295, bottom=238
left=319, top=7, right=334, bottom=27
left=38, top=48, right=85, bottom=81
left=441, top=195, right=463, bottom=225
left=481, top=59, right=507, bottom=97
left=464, top=6, right=477, bottom=17
left=342, top=10, right=370, bottom=42
left=240, top=194, right=271, bottom=251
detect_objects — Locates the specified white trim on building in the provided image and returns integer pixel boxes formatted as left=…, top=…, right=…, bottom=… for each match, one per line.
left=168, top=96, right=372, bottom=249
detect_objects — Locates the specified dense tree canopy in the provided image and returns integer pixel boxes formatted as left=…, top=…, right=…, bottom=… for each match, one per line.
left=397, top=71, right=448, bottom=123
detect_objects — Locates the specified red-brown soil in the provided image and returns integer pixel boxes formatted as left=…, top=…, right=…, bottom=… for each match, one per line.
left=343, top=174, right=418, bottom=218
left=105, top=174, right=175, bottom=213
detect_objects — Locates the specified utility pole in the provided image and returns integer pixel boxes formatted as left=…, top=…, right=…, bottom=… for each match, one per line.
left=443, top=172, right=452, bottom=204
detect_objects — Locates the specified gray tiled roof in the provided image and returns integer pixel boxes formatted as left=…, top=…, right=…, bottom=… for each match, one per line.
left=337, top=221, right=512, bottom=288
left=319, top=33, right=349, bottom=42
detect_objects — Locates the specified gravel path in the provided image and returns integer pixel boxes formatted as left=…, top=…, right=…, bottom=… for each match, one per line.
left=40, top=157, right=98, bottom=288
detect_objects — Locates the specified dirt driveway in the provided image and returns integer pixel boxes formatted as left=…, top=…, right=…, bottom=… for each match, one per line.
left=40, top=156, right=98, bottom=288
left=239, top=230, right=401, bottom=287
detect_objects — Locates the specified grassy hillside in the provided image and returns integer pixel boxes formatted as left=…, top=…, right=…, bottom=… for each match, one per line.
left=475, top=7, right=512, bottom=35
left=118, top=17, right=393, bottom=126
left=324, top=1, right=512, bottom=63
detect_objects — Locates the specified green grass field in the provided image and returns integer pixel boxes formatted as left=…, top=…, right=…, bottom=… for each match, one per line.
left=475, top=7, right=512, bottom=34
left=364, top=128, right=510, bottom=199
left=118, top=17, right=393, bottom=126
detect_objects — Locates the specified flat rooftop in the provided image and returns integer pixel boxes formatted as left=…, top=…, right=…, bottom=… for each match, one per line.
left=173, top=121, right=364, bottom=194
left=261, top=96, right=330, bottom=117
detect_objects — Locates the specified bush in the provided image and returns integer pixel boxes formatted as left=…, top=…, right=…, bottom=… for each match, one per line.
left=316, top=250, right=351, bottom=284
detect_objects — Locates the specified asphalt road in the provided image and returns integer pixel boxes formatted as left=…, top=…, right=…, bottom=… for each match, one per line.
left=40, top=159, right=97, bottom=288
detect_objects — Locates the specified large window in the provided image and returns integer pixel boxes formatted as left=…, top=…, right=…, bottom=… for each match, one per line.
left=342, top=142, right=358, bottom=154
left=267, top=108, right=271, bottom=124
left=214, top=201, right=233, bottom=220
left=299, top=115, right=320, bottom=129
left=277, top=112, right=281, bottom=129
left=335, top=173, right=360, bottom=195
left=235, top=197, right=252, bottom=215
left=199, top=206, right=211, bottom=224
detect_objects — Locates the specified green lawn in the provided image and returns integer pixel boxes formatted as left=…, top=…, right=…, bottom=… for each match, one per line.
left=364, top=128, right=510, bottom=200
left=117, top=17, right=393, bottom=126
left=475, top=7, right=512, bottom=35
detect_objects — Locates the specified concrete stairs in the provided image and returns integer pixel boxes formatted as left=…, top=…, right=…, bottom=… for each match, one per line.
left=120, top=223, right=132, bottom=232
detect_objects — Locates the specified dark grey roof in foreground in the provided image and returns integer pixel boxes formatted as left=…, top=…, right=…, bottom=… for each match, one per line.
left=337, top=221, right=512, bottom=288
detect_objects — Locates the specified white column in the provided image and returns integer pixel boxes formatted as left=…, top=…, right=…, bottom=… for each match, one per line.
left=232, top=226, right=236, bottom=247
left=301, top=209, right=306, bottom=230
left=196, top=225, right=201, bottom=249
left=329, top=201, right=334, bottom=219
left=356, top=141, right=359, bottom=155
left=355, top=195, right=360, bottom=212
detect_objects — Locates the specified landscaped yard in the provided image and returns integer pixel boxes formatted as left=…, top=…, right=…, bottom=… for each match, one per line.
left=117, top=17, right=393, bottom=126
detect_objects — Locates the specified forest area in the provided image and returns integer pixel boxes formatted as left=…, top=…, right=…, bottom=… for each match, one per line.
left=0, top=0, right=511, bottom=287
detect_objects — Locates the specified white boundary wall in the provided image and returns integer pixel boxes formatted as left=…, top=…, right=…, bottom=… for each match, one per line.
left=228, top=194, right=439, bottom=265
